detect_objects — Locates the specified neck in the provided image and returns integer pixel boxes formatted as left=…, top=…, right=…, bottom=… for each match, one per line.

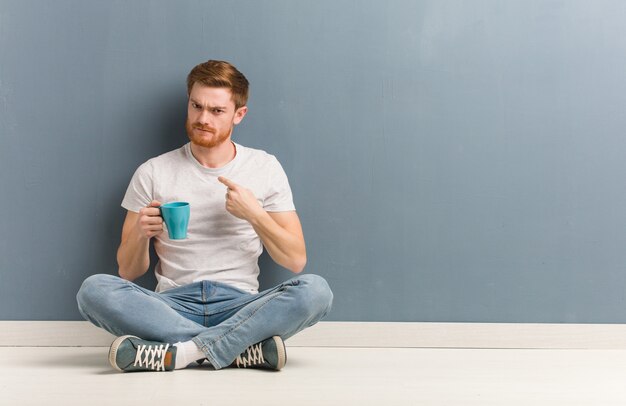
left=189, top=139, right=236, bottom=168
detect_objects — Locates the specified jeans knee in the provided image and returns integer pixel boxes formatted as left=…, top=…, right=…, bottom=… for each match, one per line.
left=293, top=274, right=333, bottom=320
left=76, top=274, right=121, bottom=315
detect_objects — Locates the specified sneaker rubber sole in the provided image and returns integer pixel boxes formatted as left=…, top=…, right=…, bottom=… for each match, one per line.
left=272, top=336, right=287, bottom=370
left=108, top=335, right=137, bottom=372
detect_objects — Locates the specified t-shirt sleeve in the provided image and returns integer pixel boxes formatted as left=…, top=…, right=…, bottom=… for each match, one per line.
left=121, top=161, right=154, bottom=213
left=263, top=157, right=296, bottom=212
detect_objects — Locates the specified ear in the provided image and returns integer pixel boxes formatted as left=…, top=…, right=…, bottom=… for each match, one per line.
left=233, top=106, right=248, bottom=125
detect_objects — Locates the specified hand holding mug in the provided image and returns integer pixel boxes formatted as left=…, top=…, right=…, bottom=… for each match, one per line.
left=137, top=200, right=164, bottom=239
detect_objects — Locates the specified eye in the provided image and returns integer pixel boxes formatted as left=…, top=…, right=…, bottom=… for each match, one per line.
left=212, top=108, right=224, bottom=114
left=191, top=102, right=201, bottom=109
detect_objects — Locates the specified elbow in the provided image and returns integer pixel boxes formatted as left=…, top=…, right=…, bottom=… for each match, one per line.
left=289, top=254, right=307, bottom=274
left=116, top=253, right=132, bottom=281
left=117, top=267, right=135, bottom=282
left=118, top=262, right=149, bottom=281
left=118, top=266, right=149, bottom=282
left=117, top=258, right=145, bottom=282
left=116, top=247, right=148, bottom=282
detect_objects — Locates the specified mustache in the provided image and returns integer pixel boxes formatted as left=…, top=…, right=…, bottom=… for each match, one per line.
left=192, top=124, right=216, bottom=132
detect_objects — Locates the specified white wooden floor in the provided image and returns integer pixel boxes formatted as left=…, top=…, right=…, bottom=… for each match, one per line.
left=2, top=346, right=626, bottom=405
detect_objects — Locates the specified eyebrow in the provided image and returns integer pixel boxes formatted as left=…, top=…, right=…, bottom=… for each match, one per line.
left=189, top=98, right=228, bottom=110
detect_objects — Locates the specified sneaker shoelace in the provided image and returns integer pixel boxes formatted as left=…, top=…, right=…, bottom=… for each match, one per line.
left=235, top=342, right=264, bottom=368
left=134, top=343, right=170, bottom=371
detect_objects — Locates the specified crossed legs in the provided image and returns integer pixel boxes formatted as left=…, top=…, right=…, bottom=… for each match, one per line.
left=76, top=273, right=333, bottom=369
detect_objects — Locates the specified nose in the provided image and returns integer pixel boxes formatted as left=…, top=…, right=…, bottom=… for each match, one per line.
left=197, top=109, right=211, bottom=126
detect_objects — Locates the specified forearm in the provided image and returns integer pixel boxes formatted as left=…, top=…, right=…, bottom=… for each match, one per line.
left=250, top=211, right=307, bottom=273
left=116, top=230, right=150, bottom=281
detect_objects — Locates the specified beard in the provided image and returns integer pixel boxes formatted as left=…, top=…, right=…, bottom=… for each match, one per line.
left=185, top=118, right=233, bottom=149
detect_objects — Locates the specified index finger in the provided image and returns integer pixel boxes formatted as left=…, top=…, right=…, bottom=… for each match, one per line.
left=217, top=176, right=239, bottom=190
left=140, top=201, right=162, bottom=216
left=140, top=206, right=161, bottom=216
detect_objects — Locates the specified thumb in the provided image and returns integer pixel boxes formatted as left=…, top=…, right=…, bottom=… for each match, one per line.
left=148, top=200, right=162, bottom=207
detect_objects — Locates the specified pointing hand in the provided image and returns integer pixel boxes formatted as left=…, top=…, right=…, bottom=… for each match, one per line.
left=217, top=177, right=264, bottom=221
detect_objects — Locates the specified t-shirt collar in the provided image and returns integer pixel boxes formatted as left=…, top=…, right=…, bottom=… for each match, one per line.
left=185, top=141, right=241, bottom=175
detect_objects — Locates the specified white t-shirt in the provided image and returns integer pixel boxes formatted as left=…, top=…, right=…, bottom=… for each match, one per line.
left=121, top=142, right=296, bottom=293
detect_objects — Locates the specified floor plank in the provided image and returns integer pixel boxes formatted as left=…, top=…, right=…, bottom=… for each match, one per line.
left=2, top=347, right=626, bottom=405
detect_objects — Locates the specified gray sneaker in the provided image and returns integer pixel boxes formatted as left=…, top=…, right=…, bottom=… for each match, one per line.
left=233, top=336, right=286, bottom=370
left=109, top=335, right=177, bottom=372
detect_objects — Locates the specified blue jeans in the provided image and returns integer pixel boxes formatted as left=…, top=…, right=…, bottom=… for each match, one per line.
left=76, top=273, right=333, bottom=369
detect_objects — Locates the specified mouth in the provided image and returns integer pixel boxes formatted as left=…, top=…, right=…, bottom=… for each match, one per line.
left=194, top=127, right=214, bottom=134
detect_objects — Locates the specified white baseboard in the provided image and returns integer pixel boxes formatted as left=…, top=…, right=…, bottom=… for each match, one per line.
left=3, top=321, right=626, bottom=348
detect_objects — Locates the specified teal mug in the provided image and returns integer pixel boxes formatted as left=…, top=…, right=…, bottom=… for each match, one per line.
left=159, top=202, right=190, bottom=240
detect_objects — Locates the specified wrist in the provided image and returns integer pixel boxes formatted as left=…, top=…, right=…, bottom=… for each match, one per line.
left=131, top=226, right=151, bottom=244
left=248, top=209, right=269, bottom=227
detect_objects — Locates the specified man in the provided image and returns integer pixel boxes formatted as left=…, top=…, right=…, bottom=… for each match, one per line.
left=76, top=60, right=333, bottom=372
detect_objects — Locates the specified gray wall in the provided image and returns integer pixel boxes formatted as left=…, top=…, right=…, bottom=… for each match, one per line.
left=2, top=0, right=626, bottom=322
